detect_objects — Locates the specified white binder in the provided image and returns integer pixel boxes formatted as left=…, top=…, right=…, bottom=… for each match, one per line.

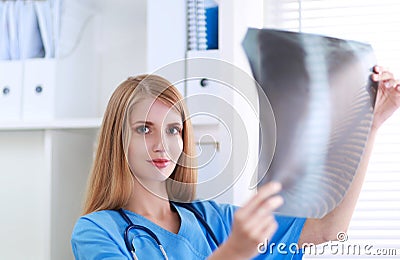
left=22, top=59, right=56, bottom=120
left=0, top=61, right=23, bottom=121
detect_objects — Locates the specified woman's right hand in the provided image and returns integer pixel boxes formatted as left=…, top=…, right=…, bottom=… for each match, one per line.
left=210, top=182, right=284, bottom=260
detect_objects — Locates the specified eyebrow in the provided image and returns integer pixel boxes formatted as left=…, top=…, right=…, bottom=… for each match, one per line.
left=132, top=121, right=183, bottom=126
left=132, top=121, right=154, bottom=126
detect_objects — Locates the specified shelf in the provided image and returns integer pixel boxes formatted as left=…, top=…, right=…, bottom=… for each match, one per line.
left=0, top=117, right=102, bottom=131
left=186, top=49, right=220, bottom=58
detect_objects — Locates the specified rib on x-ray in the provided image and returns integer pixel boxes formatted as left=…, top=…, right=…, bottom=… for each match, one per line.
left=242, top=28, right=377, bottom=218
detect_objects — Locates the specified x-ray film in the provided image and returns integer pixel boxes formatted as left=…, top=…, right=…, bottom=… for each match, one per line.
left=242, top=28, right=377, bottom=218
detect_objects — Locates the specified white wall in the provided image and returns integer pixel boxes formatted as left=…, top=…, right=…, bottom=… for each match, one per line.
left=94, top=0, right=148, bottom=115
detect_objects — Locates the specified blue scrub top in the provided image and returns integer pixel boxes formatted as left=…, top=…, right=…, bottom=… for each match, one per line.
left=71, top=200, right=306, bottom=259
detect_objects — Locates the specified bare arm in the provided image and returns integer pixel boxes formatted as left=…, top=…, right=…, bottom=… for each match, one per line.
left=299, top=66, right=400, bottom=245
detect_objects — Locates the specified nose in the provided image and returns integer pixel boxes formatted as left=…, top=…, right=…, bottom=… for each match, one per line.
left=152, top=132, right=166, bottom=153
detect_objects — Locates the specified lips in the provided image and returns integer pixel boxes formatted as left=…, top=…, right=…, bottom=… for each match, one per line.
left=149, top=159, right=171, bottom=168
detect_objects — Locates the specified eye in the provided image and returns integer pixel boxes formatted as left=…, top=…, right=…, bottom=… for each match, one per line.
left=136, top=125, right=150, bottom=134
left=167, top=126, right=181, bottom=135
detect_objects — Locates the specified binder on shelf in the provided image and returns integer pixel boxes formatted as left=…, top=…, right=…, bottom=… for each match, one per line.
left=0, top=61, right=23, bottom=121
left=22, top=59, right=56, bottom=120
left=18, top=0, right=44, bottom=59
left=7, top=1, right=19, bottom=60
left=35, top=0, right=54, bottom=58
left=0, top=2, right=10, bottom=60
left=205, top=0, right=218, bottom=50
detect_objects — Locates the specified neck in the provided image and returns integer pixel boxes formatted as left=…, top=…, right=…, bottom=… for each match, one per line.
left=125, top=176, right=181, bottom=234
left=126, top=177, right=172, bottom=218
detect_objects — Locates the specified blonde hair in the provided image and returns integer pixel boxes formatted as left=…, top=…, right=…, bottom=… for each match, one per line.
left=83, top=75, right=197, bottom=214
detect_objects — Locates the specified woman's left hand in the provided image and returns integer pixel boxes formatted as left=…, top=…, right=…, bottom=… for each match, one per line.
left=371, top=65, right=400, bottom=129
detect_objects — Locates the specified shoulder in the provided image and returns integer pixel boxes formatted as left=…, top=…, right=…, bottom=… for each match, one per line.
left=190, top=200, right=238, bottom=216
left=175, top=200, right=238, bottom=242
left=72, top=210, right=121, bottom=235
left=71, top=210, right=121, bottom=243
left=185, top=200, right=238, bottom=225
left=71, top=210, right=130, bottom=259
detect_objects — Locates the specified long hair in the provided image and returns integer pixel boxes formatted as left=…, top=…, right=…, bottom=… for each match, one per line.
left=83, top=75, right=197, bottom=214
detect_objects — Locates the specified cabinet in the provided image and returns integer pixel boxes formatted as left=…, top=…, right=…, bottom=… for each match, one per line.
left=0, top=0, right=98, bottom=122
left=0, top=122, right=99, bottom=260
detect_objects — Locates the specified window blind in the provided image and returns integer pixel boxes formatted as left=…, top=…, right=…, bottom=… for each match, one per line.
left=264, top=0, right=400, bottom=258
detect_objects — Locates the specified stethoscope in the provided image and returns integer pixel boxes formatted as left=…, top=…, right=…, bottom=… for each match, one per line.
left=117, top=202, right=220, bottom=260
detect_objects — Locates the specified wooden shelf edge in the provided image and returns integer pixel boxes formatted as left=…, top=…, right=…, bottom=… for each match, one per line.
left=0, top=117, right=103, bottom=131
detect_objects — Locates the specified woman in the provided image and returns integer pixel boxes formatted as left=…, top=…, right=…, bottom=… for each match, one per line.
left=71, top=66, right=400, bottom=259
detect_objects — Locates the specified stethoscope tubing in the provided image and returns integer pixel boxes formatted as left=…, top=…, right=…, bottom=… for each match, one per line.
left=117, top=203, right=220, bottom=259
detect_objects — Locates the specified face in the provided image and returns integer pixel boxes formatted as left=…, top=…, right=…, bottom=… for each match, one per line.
left=127, top=97, right=183, bottom=184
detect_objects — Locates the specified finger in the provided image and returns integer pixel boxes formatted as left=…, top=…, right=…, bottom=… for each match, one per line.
left=255, top=216, right=278, bottom=242
left=241, top=182, right=282, bottom=215
left=247, top=197, right=283, bottom=229
left=372, top=65, right=382, bottom=74
left=383, top=79, right=399, bottom=88
left=235, top=183, right=282, bottom=224
left=391, top=82, right=400, bottom=93
left=372, top=73, right=395, bottom=83
left=261, top=194, right=284, bottom=212
left=371, top=67, right=394, bottom=82
left=248, top=195, right=283, bottom=223
left=252, top=215, right=276, bottom=238
left=242, top=214, right=277, bottom=244
left=373, top=65, right=389, bottom=74
left=380, top=70, right=395, bottom=81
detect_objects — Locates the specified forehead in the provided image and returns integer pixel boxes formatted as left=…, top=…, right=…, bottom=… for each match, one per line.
left=129, top=98, right=182, bottom=123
